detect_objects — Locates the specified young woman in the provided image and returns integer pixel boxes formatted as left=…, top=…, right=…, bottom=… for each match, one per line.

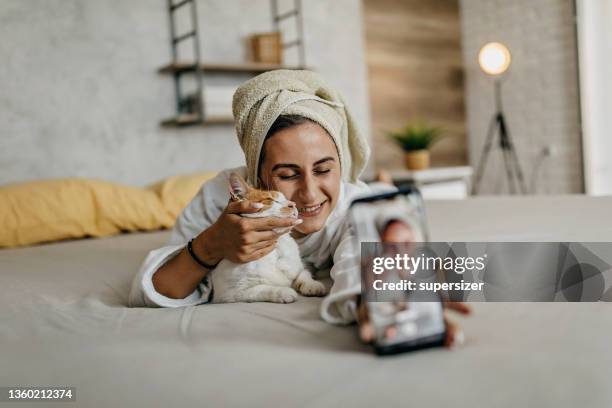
left=128, top=70, right=468, bottom=346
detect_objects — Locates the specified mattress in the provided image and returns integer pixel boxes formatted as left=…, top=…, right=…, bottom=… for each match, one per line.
left=1, top=195, right=612, bottom=407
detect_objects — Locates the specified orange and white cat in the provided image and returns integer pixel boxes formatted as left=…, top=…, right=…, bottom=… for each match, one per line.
left=210, top=173, right=327, bottom=303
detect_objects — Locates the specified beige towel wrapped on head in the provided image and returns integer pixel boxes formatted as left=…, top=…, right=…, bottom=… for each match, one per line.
left=232, top=69, right=370, bottom=188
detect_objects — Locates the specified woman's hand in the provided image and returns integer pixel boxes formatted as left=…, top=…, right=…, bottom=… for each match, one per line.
left=357, top=297, right=376, bottom=343
left=357, top=296, right=471, bottom=349
left=199, top=198, right=303, bottom=264
left=441, top=301, right=471, bottom=348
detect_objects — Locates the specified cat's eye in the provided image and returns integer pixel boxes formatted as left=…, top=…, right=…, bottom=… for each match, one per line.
left=260, top=196, right=283, bottom=205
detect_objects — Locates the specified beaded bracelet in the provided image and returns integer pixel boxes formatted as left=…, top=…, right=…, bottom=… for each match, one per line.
left=187, top=238, right=220, bottom=270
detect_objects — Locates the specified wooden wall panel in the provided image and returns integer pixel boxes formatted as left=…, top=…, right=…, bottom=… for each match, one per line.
left=364, top=0, right=467, bottom=169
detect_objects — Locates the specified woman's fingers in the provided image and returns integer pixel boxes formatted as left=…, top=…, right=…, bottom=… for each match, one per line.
left=248, top=237, right=278, bottom=251
left=357, top=297, right=375, bottom=343
left=250, top=216, right=302, bottom=232
left=225, top=199, right=264, bottom=215
left=444, top=316, right=465, bottom=349
left=234, top=239, right=277, bottom=263
left=445, top=301, right=472, bottom=315
left=224, top=198, right=301, bottom=233
left=245, top=241, right=277, bottom=261
left=246, top=230, right=279, bottom=244
left=360, top=322, right=375, bottom=344
left=443, top=302, right=469, bottom=349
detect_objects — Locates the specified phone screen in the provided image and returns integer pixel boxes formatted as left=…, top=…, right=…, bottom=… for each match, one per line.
left=349, top=187, right=446, bottom=355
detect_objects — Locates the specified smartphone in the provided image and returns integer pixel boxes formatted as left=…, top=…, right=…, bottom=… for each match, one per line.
left=349, top=186, right=446, bottom=355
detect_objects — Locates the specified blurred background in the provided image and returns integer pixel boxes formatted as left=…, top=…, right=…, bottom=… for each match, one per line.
left=0, top=0, right=609, bottom=198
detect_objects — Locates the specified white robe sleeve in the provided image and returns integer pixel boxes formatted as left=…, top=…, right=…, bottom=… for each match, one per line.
left=128, top=168, right=237, bottom=308
left=319, top=181, right=398, bottom=324
left=127, top=244, right=212, bottom=308
left=319, top=223, right=361, bottom=324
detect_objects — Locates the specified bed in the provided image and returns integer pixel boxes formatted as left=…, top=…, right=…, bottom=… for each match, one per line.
left=2, top=195, right=612, bottom=407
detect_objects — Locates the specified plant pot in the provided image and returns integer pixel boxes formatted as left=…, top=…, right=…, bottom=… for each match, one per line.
left=404, top=150, right=430, bottom=170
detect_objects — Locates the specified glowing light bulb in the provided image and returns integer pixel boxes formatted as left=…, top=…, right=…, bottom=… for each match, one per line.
left=478, top=42, right=511, bottom=75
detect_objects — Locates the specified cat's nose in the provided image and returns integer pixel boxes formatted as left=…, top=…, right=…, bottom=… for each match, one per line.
left=288, top=201, right=296, bottom=208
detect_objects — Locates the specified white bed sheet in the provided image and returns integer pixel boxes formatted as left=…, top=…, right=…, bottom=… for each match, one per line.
left=1, top=195, right=612, bottom=407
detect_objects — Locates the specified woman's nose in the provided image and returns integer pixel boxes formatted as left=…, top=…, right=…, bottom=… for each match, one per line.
left=299, top=177, right=318, bottom=203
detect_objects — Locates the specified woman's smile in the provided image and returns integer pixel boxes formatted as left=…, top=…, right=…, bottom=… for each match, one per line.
left=297, top=200, right=327, bottom=218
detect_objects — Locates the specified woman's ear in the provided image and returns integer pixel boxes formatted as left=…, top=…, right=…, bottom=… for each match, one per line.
left=229, top=172, right=250, bottom=199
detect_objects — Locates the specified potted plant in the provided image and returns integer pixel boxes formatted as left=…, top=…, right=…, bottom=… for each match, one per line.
left=387, top=121, right=444, bottom=170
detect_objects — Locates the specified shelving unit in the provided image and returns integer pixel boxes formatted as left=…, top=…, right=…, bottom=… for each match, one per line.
left=160, top=113, right=234, bottom=127
left=158, top=62, right=305, bottom=75
left=160, top=0, right=307, bottom=127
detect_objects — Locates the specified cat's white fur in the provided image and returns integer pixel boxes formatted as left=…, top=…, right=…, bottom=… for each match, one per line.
left=210, top=173, right=327, bottom=303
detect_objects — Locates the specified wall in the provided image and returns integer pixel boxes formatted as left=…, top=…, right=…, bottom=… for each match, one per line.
left=576, top=0, right=612, bottom=196
left=460, top=0, right=583, bottom=194
left=364, top=0, right=467, bottom=170
left=0, top=0, right=370, bottom=186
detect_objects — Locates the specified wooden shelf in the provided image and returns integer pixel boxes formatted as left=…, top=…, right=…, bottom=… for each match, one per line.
left=158, top=62, right=307, bottom=74
left=204, top=115, right=235, bottom=125
left=160, top=114, right=234, bottom=127
left=159, top=61, right=308, bottom=127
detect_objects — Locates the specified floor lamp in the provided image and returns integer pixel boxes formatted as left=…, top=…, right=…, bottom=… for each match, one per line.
left=472, top=42, right=527, bottom=195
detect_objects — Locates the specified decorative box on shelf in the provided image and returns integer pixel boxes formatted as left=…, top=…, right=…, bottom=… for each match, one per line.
left=389, top=166, right=473, bottom=200
left=250, top=32, right=283, bottom=64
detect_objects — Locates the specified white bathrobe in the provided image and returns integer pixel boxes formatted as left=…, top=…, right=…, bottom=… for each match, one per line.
left=128, top=166, right=393, bottom=324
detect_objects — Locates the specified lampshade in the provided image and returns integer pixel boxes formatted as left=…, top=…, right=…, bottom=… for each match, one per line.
left=478, top=42, right=511, bottom=75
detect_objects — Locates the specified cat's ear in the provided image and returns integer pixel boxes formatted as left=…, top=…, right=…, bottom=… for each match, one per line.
left=228, top=172, right=250, bottom=200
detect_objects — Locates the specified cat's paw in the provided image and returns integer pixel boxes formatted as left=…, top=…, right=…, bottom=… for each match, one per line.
left=296, top=279, right=327, bottom=297
left=271, top=287, right=298, bottom=303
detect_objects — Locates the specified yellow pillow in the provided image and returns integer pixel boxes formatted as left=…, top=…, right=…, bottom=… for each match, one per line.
left=148, top=172, right=217, bottom=219
left=0, top=178, right=175, bottom=248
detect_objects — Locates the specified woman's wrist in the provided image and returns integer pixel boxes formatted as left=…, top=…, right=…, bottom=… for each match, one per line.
left=193, top=226, right=223, bottom=266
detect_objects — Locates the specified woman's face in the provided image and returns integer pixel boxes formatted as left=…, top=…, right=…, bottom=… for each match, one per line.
left=259, top=121, right=341, bottom=236
left=381, top=220, right=415, bottom=243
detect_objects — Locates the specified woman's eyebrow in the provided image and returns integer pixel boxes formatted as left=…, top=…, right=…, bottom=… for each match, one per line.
left=271, top=163, right=300, bottom=171
left=313, top=157, right=335, bottom=166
